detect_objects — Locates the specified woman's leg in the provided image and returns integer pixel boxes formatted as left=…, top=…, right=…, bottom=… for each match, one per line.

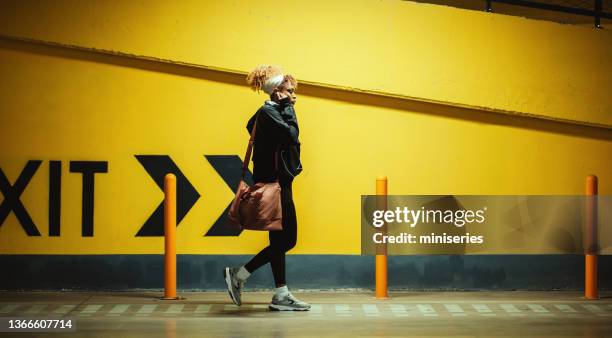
left=266, top=181, right=310, bottom=310
left=269, top=182, right=297, bottom=286
left=243, top=181, right=297, bottom=286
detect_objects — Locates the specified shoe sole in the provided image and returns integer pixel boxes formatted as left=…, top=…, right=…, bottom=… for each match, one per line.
left=223, top=268, right=241, bottom=306
left=268, top=304, right=311, bottom=311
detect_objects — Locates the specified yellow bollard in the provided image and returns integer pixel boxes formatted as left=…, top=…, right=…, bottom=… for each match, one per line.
left=163, top=173, right=178, bottom=300
left=585, top=175, right=598, bottom=300
left=375, top=176, right=389, bottom=299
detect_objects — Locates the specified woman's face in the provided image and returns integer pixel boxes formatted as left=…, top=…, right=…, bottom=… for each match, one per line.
left=280, top=83, right=297, bottom=104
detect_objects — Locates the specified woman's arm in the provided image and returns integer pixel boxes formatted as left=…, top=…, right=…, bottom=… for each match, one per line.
left=279, top=103, right=299, bottom=131
left=261, top=105, right=299, bottom=145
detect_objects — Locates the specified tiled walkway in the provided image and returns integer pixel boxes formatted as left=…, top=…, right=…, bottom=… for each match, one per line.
left=2, top=301, right=612, bottom=318
left=1, top=291, right=610, bottom=337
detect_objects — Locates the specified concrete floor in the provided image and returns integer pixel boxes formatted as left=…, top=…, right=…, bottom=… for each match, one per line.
left=0, top=291, right=611, bottom=338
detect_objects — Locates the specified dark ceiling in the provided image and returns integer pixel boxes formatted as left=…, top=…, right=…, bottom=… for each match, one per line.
left=408, top=0, right=611, bottom=28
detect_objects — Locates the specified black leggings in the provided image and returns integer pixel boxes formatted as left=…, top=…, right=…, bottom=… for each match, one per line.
left=244, top=179, right=297, bottom=286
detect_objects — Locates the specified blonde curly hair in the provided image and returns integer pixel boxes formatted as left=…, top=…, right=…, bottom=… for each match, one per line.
left=245, top=64, right=298, bottom=95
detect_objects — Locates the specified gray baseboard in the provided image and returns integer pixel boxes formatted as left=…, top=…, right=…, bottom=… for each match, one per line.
left=1, top=255, right=611, bottom=291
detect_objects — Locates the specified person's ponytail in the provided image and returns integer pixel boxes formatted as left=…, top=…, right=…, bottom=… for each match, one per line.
left=246, top=64, right=284, bottom=93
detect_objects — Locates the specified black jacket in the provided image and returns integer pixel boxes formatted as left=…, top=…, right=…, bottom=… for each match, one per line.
left=246, top=100, right=302, bottom=183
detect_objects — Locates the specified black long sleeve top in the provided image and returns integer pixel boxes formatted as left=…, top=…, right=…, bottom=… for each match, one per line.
left=246, top=100, right=302, bottom=183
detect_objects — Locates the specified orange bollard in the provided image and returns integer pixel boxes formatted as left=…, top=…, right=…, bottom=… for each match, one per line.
left=163, top=173, right=178, bottom=300
left=375, top=176, right=389, bottom=299
left=585, top=175, right=598, bottom=300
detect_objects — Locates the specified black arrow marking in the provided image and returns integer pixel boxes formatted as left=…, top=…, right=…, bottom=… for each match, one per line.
left=0, top=160, right=42, bottom=236
left=204, top=155, right=254, bottom=236
left=135, top=155, right=200, bottom=236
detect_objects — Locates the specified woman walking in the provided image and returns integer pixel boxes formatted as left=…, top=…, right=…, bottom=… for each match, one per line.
left=224, top=65, right=310, bottom=311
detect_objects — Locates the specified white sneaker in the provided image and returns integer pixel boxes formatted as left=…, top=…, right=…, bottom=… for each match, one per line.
left=269, top=291, right=311, bottom=311
left=223, top=267, right=245, bottom=306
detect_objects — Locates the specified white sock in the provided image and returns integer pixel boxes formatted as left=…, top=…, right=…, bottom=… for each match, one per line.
left=236, top=266, right=251, bottom=282
left=273, top=285, right=289, bottom=298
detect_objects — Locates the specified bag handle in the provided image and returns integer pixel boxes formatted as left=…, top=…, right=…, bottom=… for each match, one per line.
left=241, top=111, right=280, bottom=180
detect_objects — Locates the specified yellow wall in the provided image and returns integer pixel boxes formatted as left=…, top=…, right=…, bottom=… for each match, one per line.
left=1, top=0, right=611, bottom=128
left=0, top=0, right=610, bottom=255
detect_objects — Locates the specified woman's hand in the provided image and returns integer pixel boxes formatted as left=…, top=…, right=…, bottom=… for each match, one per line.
left=272, top=88, right=292, bottom=105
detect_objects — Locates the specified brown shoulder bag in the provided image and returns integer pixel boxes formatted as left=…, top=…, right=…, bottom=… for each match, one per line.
left=227, top=111, right=282, bottom=231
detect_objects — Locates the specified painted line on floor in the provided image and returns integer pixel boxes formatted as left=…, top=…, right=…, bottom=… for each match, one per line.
left=472, top=304, right=493, bottom=312
left=135, top=304, right=157, bottom=316
left=554, top=304, right=577, bottom=313
left=165, top=304, right=184, bottom=314
left=581, top=304, right=603, bottom=313
left=389, top=304, right=410, bottom=317
left=444, top=304, right=464, bottom=313
left=81, top=304, right=102, bottom=313
left=0, top=305, right=19, bottom=314
left=77, top=304, right=102, bottom=317
left=195, top=304, right=211, bottom=314
left=417, top=304, right=437, bottom=317
left=444, top=304, right=466, bottom=317
left=335, top=304, right=351, bottom=317
left=223, top=304, right=238, bottom=311
left=24, top=305, right=46, bottom=314
left=472, top=304, right=495, bottom=316
left=53, top=305, right=77, bottom=315
left=108, top=304, right=130, bottom=315
left=527, top=304, right=549, bottom=313
left=362, top=304, right=380, bottom=316
left=500, top=304, right=520, bottom=313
